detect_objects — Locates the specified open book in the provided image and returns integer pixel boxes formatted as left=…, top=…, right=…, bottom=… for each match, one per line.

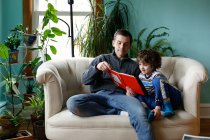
left=108, top=70, right=146, bottom=95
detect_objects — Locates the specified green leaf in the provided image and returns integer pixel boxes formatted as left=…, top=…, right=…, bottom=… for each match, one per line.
left=42, top=17, right=49, bottom=29
left=50, top=45, right=57, bottom=54
left=44, top=29, right=51, bottom=36
left=51, top=27, right=66, bottom=36
left=0, top=44, right=9, bottom=59
left=48, top=34, right=55, bottom=38
left=45, top=54, right=51, bottom=61
left=31, top=57, right=41, bottom=68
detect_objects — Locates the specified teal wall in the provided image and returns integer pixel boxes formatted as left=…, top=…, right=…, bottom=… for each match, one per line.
left=0, top=0, right=2, bottom=42
left=128, top=0, right=210, bottom=103
left=1, top=0, right=209, bottom=103
left=104, top=0, right=210, bottom=103
left=0, top=0, right=22, bottom=101
left=1, top=0, right=23, bottom=42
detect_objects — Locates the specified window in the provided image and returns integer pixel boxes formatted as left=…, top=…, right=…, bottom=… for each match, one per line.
left=32, top=0, right=92, bottom=58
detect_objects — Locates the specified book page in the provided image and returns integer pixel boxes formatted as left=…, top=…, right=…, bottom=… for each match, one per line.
left=110, top=73, right=122, bottom=85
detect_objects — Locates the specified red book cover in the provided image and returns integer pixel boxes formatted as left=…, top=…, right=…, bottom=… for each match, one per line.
left=108, top=70, right=146, bottom=95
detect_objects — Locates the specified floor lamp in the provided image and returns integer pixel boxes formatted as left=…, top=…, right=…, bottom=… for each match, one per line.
left=68, top=0, right=74, bottom=57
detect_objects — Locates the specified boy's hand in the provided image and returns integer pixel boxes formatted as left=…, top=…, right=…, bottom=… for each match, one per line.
left=126, top=87, right=136, bottom=96
left=152, top=106, right=161, bottom=120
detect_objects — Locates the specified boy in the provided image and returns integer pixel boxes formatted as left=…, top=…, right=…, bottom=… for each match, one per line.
left=127, top=49, right=182, bottom=121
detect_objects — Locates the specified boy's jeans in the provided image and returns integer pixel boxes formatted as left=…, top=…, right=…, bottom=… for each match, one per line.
left=66, top=90, right=154, bottom=140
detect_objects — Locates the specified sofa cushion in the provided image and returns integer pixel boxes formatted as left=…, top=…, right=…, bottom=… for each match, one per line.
left=48, top=108, right=196, bottom=129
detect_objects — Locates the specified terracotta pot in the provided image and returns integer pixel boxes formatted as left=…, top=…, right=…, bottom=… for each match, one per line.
left=9, top=50, right=19, bottom=64
left=0, top=116, right=20, bottom=139
left=23, top=64, right=33, bottom=76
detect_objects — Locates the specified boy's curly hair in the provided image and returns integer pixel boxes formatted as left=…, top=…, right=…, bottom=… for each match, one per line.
left=137, top=49, right=161, bottom=69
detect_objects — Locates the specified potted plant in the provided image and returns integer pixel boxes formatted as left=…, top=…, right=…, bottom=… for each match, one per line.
left=0, top=44, right=25, bottom=139
left=34, top=2, right=66, bottom=62
left=22, top=78, right=37, bottom=103
left=28, top=88, right=44, bottom=123
left=27, top=85, right=45, bottom=139
left=130, top=26, right=178, bottom=57
left=75, top=0, right=129, bottom=57
left=0, top=110, right=24, bottom=139
left=4, top=24, right=23, bottom=63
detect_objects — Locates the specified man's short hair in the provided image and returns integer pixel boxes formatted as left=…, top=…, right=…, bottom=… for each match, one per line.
left=113, top=29, right=132, bottom=44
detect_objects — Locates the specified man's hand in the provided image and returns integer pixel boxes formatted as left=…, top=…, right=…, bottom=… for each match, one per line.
left=96, top=61, right=112, bottom=72
left=126, top=87, right=136, bottom=96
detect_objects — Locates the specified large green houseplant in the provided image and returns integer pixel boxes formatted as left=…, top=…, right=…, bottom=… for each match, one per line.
left=0, top=44, right=24, bottom=139
left=76, top=0, right=130, bottom=57
left=23, top=1, right=66, bottom=139
left=34, top=2, right=66, bottom=61
left=130, top=26, right=178, bottom=57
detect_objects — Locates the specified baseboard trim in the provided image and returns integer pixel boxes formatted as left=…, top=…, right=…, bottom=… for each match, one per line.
left=200, top=103, right=210, bottom=118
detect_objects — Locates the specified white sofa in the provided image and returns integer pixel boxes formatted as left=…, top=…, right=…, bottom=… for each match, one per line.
left=36, top=57, right=208, bottom=140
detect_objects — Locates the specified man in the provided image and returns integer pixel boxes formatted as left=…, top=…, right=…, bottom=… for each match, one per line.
left=66, top=29, right=154, bottom=140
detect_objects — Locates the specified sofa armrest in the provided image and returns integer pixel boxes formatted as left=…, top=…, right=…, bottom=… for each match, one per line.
left=174, top=58, right=208, bottom=118
left=37, top=59, right=84, bottom=120
left=36, top=60, right=64, bottom=119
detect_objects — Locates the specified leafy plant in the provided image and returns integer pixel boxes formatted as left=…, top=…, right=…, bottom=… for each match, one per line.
left=75, top=0, right=130, bottom=57
left=0, top=43, right=24, bottom=139
left=0, top=62, right=21, bottom=95
left=34, top=2, right=66, bottom=61
left=4, top=24, right=23, bottom=50
left=1, top=110, right=24, bottom=127
left=19, top=57, right=41, bottom=94
left=130, top=27, right=178, bottom=57
left=0, top=44, right=9, bottom=59
left=28, top=85, right=45, bottom=121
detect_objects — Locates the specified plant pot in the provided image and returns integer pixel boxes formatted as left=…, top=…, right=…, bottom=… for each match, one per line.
left=33, top=120, right=47, bottom=140
left=6, top=130, right=33, bottom=140
left=23, top=34, right=37, bottom=47
left=23, top=64, right=33, bottom=76
left=9, top=50, right=19, bottom=64
left=30, top=113, right=44, bottom=137
left=0, top=116, right=20, bottom=139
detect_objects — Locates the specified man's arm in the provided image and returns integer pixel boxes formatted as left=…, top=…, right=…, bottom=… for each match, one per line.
left=81, top=55, right=111, bottom=85
left=81, top=57, right=102, bottom=85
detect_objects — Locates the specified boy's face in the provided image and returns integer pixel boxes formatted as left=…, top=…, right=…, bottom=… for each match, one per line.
left=139, top=61, right=153, bottom=75
left=112, top=35, right=131, bottom=59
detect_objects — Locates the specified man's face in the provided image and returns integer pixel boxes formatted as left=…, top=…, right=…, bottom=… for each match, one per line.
left=112, top=35, right=131, bottom=59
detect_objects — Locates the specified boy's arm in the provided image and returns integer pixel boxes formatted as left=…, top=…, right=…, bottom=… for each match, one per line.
left=152, top=77, right=163, bottom=107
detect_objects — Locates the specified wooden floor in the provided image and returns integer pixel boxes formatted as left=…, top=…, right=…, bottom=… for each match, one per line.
left=20, top=118, right=210, bottom=139
left=200, top=118, right=210, bottom=137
